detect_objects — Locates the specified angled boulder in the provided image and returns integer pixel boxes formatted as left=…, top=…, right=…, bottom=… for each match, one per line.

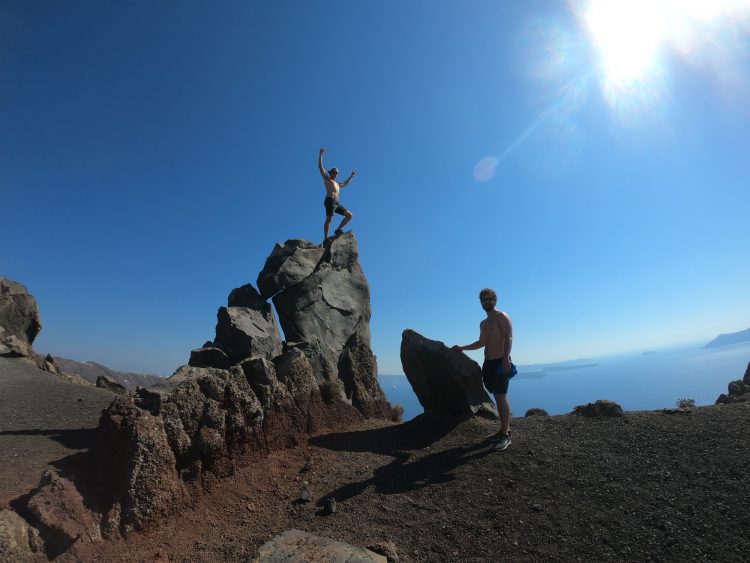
left=0, top=277, right=42, bottom=346
left=400, top=329, right=497, bottom=418
left=257, top=240, right=325, bottom=299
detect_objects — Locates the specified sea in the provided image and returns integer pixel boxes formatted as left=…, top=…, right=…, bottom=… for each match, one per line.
left=378, top=341, right=750, bottom=421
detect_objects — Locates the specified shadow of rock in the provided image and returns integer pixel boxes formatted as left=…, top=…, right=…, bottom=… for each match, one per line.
left=310, top=413, right=494, bottom=506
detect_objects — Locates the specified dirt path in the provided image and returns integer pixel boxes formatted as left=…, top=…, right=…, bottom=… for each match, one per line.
left=66, top=402, right=750, bottom=563
left=0, top=356, right=115, bottom=509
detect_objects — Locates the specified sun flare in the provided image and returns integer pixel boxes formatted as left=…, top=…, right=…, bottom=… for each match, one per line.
left=583, top=0, right=668, bottom=83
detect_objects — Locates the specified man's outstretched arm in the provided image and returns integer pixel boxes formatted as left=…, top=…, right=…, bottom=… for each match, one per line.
left=339, top=169, right=357, bottom=187
left=452, top=329, right=485, bottom=351
left=318, top=147, right=327, bottom=178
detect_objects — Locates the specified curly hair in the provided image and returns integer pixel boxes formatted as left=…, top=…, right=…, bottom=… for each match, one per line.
left=479, top=288, right=497, bottom=301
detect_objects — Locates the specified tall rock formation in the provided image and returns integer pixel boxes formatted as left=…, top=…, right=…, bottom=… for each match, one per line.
left=97, top=231, right=394, bottom=533
left=258, top=234, right=372, bottom=381
left=400, top=329, right=498, bottom=418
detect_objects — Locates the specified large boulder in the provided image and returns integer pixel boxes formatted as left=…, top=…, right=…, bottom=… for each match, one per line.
left=256, top=241, right=325, bottom=299
left=400, top=329, right=498, bottom=418
left=715, top=362, right=750, bottom=405
left=260, top=233, right=372, bottom=383
left=0, top=277, right=42, bottom=346
left=214, top=284, right=283, bottom=365
left=25, top=470, right=101, bottom=555
left=0, top=509, right=42, bottom=562
left=253, top=529, right=386, bottom=563
left=189, top=284, right=282, bottom=368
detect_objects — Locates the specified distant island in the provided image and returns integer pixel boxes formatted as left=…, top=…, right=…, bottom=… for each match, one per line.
left=703, top=328, right=750, bottom=349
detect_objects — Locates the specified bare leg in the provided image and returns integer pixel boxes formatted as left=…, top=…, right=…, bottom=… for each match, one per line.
left=494, top=393, right=511, bottom=435
left=336, top=211, right=353, bottom=232
left=324, top=215, right=333, bottom=240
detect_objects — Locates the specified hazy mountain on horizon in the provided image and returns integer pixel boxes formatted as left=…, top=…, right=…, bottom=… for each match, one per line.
left=53, top=356, right=164, bottom=391
left=703, top=328, right=750, bottom=349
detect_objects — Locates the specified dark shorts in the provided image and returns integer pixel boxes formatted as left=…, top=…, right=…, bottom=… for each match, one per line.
left=482, top=358, right=514, bottom=395
left=324, top=197, right=348, bottom=217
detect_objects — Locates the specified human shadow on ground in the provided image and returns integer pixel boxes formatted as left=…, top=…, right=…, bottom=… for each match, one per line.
left=0, top=428, right=97, bottom=450
left=309, top=413, right=497, bottom=508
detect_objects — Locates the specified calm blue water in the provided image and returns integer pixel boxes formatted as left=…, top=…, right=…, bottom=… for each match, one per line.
left=378, top=341, right=750, bottom=421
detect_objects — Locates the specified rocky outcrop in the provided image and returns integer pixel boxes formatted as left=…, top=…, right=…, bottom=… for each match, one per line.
left=0, top=277, right=42, bottom=347
left=253, top=529, right=387, bottom=563
left=715, top=362, right=750, bottom=404
left=400, top=329, right=498, bottom=418
left=571, top=400, right=624, bottom=417
left=260, top=234, right=372, bottom=383
left=95, top=232, right=391, bottom=533
left=525, top=408, right=549, bottom=417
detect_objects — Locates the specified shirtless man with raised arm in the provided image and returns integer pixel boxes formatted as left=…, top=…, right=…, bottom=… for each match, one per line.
left=452, top=288, right=515, bottom=451
left=319, top=147, right=357, bottom=241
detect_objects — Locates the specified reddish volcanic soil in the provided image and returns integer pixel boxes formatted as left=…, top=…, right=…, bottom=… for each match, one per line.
left=3, top=355, right=750, bottom=562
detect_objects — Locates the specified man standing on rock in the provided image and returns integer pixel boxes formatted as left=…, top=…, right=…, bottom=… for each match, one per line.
left=319, top=147, right=356, bottom=242
left=452, top=288, right=515, bottom=451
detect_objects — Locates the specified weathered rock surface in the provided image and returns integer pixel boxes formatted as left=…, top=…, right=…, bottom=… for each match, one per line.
left=25, top=471, right=101, bottom=554
left=256, top=241, right=325, bottom=299
left=0, top=277, right=42, bottom=346
left=400, top=329, right=498, bottom=418
left=188, top=346, right=232, bottom=370
left=716, top=362, right=750, bottom=404
left=252, top=529, right=386, bottom=563
left=571, top=400, right=624, bottom=417
left=191, top=283, right=282, bottom=368
left=0, top=509, right=42, bottom=562
left=525, top=408, right=549, bottom=417
left=97, top=394, right=189, bottom=533
left=90, top=231, right=390, bottom=537
left=262, top=234, right=372, bottom=382
left=95, top=376, right=127, bottom=394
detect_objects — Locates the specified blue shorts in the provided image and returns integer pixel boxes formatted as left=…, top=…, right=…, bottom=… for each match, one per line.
left=482, top=358, right=516, bottom=395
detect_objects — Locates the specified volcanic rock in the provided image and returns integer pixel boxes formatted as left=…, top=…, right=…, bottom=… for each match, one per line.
left=97, top=394, right=189, bottom=533
left=262, top=233, right=372, bottom=382
left=0, top=277, right=42, bottom=346
left=25, top=470, right=101, bottom=553
left=0, top=509, right=42, bottom=561
left=256, top=241, right=325, bottom=299
left=338, top=332, right=392, bottom=419
left=253, top=529, right=386, bottom=562
left=96, top=376, right=127, bottom=394
left=571, top=400, right=624, bottom=417
left=213, top=302, right=282, bottom=364
left=716, top=363, right=750, bottom=405
left=525, top=408, right=549, bottom=417
left=188, top=346, right=232, bottom=370
left=400, top=329, right=498, bottom=418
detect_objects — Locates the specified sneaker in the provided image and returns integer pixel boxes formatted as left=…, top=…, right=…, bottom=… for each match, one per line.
left=487, top=430, right=512, bottom=443
left=493, top=433, right=512, bottom=451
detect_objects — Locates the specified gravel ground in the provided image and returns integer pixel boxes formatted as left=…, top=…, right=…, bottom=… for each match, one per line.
left=0, top=356, right=115, bottom=509
left=65, top=400, right=750, bottom=563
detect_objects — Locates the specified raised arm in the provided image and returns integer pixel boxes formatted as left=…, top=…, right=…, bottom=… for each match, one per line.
left=318, top=147, right=327, bottom=178
left=339, top=169, right=357, bottom=188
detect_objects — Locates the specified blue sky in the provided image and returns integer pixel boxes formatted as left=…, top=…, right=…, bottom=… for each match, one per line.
left=2, top=1, right=749, bottom=375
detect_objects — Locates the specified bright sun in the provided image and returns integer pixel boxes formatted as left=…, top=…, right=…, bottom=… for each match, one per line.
left=583, top=0, right=669, bottom=83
